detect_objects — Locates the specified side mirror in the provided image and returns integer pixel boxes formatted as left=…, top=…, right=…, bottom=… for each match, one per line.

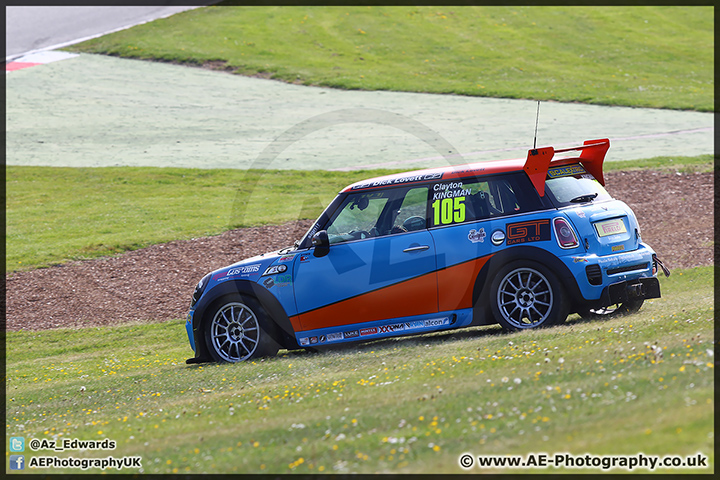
left=311, top=230, right=330, bottom=258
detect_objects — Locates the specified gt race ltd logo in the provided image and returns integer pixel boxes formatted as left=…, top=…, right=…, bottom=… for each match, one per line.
left=506, top=219, right=550, bottom=245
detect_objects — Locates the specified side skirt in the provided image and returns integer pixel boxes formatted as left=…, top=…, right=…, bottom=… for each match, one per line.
left=294, top=309, right=474, bottom=347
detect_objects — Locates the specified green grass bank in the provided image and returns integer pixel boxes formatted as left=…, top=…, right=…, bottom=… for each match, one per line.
left=66, top=6, right=713, bottom=112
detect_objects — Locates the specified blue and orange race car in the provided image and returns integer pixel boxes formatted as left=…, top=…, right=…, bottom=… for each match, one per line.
left=185, top=139, right=668, bottom=363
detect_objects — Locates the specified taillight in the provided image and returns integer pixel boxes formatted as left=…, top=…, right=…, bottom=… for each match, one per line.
left=554, top=217, right=579, bottom=249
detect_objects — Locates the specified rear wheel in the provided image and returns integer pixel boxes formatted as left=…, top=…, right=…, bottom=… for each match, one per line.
left=490, top=260, right=569, bottom=331
left=203, top=295, right=279, bottom=363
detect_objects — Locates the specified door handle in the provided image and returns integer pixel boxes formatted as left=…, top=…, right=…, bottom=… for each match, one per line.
left=403, top=245, right=430, bottom=253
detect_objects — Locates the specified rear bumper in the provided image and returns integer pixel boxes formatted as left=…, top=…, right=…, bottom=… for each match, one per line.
left=561, top=242, right=658, bottom=302
left=599, top=277, right=661, bottom=306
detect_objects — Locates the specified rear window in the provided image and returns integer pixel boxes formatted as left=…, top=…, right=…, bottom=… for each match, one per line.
left=544, top=164, right=612, bottom=207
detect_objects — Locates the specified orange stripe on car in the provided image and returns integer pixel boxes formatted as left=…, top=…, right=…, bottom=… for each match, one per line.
left=297, top=272, right=438, bottom=331
left=437, top=254, right=493, bottom=311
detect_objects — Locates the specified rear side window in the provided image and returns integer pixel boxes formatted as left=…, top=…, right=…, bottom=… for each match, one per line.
left=429, top=173, right=541, bottom=228
left=544, top=164, right=612, bottom=207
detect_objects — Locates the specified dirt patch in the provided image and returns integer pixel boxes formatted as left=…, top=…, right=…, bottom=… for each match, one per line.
left=5, top=170, right=713, bottom=332
left=5, top=221, right=314, bottom=331
left=202, top=59, right=235, bottom=72
left=603, top=169, right=714, bottom=269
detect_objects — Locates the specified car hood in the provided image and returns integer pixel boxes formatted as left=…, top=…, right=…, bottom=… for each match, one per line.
left=208, top=248, right=295, bottom=284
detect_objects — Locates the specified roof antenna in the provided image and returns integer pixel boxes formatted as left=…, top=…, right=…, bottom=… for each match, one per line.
left=533, top=100, right=540, bottom=150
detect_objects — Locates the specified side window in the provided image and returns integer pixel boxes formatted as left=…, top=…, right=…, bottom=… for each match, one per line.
left=394, top=187, right=428, bottom=233
left=325, top=186, right=429, bottom=244
left=326, top=192, right=389, bottom=244
left=429, top=174, right=540, bottom=228
left=429, top=180, right=484, bottom=227
left=488, top=178, right=520, bottom=215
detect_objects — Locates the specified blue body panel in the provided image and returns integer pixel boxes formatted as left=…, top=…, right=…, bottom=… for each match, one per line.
left=293, top=230, right=438, bottom=326
left=428, top=219, right=493, bottom=269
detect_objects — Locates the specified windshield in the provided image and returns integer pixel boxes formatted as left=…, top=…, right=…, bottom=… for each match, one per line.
left=544, top=164, right=612, bottom=207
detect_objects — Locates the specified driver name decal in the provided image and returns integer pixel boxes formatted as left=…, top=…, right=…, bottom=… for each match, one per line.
left=432, top=182, right=471, bottom=200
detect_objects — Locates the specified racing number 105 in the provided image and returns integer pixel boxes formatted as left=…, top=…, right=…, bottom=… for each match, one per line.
left=432, top=197, right=466, bottom=225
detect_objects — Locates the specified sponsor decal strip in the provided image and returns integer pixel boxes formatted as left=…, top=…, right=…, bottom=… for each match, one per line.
left=350, top=172, right=444, bottom=190
left=213, top=263, right=262, bottom=280
left=296, top=318, right=452, bottom=345
left=547, top=164, right=587, bottom=178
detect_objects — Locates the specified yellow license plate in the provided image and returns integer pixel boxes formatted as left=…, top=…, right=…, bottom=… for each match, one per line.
left=594, top=218, right=627, bottom=237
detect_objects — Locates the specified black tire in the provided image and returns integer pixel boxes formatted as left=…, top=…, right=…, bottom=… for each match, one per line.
left=203, top=295, right=279, bottom=363
left=578, top=298, right=644, bottom=321
left=489, top=260, right=569, bottom=331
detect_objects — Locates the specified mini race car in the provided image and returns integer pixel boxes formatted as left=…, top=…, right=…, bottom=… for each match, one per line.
left=185, top=139, right=668, bottom=363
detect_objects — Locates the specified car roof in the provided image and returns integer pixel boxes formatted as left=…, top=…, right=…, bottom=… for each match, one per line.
left=342, top=158, right=524, bottom=193
left=342, top=139, right=610, bottom=197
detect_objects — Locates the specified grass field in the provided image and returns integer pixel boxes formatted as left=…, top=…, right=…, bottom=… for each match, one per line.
left=7, top=5, right=714, bottom=475
left=65, top=5, right=714, bottom=112
left=5, top=155, right=713, bottom=272
left=5, top=266, right=714, bottom=474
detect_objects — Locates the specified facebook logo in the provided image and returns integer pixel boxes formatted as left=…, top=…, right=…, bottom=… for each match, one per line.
left=10, top=455, right=25, bottom=470
left=9, top=436, right=25, bottom=452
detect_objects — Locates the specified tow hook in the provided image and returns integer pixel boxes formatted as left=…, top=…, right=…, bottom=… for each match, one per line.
left=653, top=254, right=671, bottom=277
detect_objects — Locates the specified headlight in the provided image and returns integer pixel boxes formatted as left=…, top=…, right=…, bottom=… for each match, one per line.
left=191, top=273, right=211, bottom=307
left=262, top=264, right=288, bottom=276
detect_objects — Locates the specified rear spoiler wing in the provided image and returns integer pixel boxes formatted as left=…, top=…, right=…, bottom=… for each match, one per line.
left=523, top=139, right=610, bottom=196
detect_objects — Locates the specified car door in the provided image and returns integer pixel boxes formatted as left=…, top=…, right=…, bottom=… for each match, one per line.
left=429, top=173, right=541, bottom=312
left=293, top=186, right=438, bottom=331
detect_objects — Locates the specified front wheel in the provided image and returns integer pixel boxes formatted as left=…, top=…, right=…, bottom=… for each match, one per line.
left=490, top=260, right=569, bottom=331
left=203, top=295, right=279, bottom=363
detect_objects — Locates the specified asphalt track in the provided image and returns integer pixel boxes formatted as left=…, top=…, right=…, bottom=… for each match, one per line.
left=5, top=6, right=203, bottom=60
left=6, top=53, right=713, bottom=172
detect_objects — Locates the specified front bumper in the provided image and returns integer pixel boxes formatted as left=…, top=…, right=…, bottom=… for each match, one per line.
left=185, top=311, right=195, bottom=353
left=185, top=310, right=211, bottom=364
